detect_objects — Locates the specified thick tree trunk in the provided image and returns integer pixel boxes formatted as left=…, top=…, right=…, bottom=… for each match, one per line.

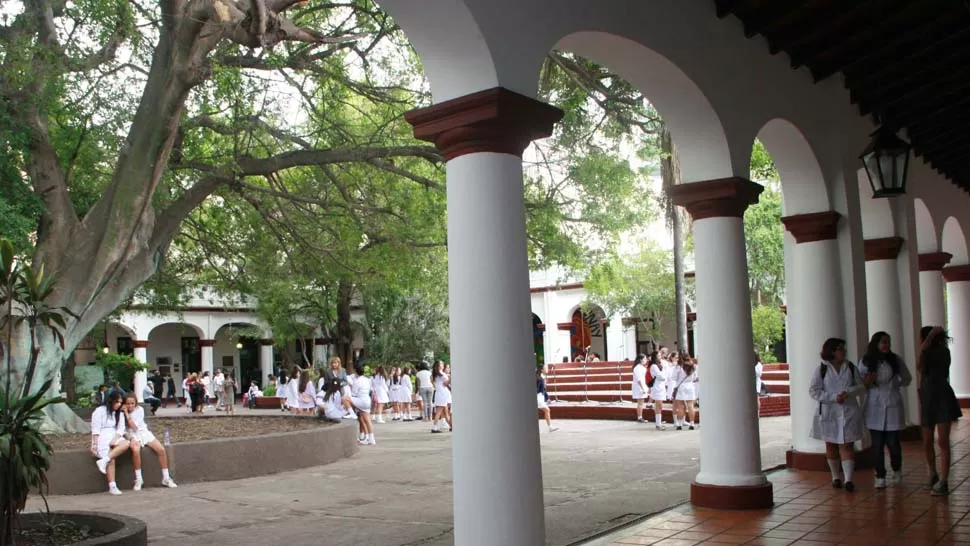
left=660, top=126, right=689, bottom=353
left=335, top=280, right=354, bottom=374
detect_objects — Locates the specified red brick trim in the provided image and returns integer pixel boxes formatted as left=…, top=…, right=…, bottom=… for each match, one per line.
left=918, top=252, right=953, bottom=272
left=690, top=481, right=773, bottom=510
left=864, top=237, right=904, bottom=261
left=785, top=449, right=873, bottom=471
left=199, top=339, right=217, bottom=348
left=556, top=322, right=573, bottom=331
left=259, top=339, right=275, bottom=346
left=781, top=211, right=841, bottom=243
left=959, top=396, right=970, bottom=409
left=668, top=177, right=763, bottom=220
left=404, top=87, right=564, bottom=161
left=686, top=312, right=697, bottom=322
left=534, top=323, right=546, bottom=331
left=133, top=340, right=150, bottom=349
left=943, top=265, right=970, bottom=283
left=530, top=282, right=584, bottom=294
left=685, top=271, right=696, bottom=279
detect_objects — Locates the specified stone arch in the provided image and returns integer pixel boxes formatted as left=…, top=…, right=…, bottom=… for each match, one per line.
left=942, top=217, right=969, bottom=264
left=213, top=322, right=267, bottom=385
left=856, top=170, right=896, bottom=239
left=913, top=198, right=939, bottom=253
left=550, top=31, right=733, bottom=183
left=531, top=313, right=544, bottom=368
left=146, top=322, right=205, bottom=378
left=565, top=304, right=608, bottom=360
left=752, top=119, right=829, bottom=215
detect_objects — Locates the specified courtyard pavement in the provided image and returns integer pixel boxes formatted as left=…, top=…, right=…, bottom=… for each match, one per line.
left=28, top=411, right=792, bottom=545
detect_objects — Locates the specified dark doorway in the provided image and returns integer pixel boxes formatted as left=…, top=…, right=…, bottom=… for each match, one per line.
left=239, top=337, right=260, bottom=389
left=182, top=337, right=201, bottom=374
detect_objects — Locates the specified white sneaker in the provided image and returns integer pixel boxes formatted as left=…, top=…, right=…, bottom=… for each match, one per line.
left=108, top=487, right=122, bottom=496
left=656, top=424, right=666, bottom=431
left=891, top=473, right=903, bottom=486
left=377, top=418, right=386, bottom=424
left=96, top=458, right=109, bottom=475
left=874, top=478, right=886, bottom=489
left=343, top=413, right=357, bottom=420
left=161, top=477, right=178, bottom=488
left=367, top=437, right=377, bottom=445
left=133, top=479, right=143, bottom=491
left=548, top=427, right=559, bottom=433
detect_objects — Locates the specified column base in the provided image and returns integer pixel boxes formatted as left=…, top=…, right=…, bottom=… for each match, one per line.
left=691, top=481, right=773, bottom=510
left=899, top=425, right=923, bottom=442
left=786, top=449, right=872, bottom=471
left=959, top=397, right=970, bottom=409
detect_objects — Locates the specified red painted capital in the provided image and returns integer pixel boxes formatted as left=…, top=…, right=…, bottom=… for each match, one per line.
left=919, top=252, right=953, bottom=272
left=864, top=237, right=904, bottom=261
left=781, top=211, right=841, bottom=243
left=556, top=322, right=573, bottom=331
left=943, top=265, right=970, bottom=283
left=313, top=337, right=331, bottom=346
left=259, top=338, right=275, bottom=346
left=668, top=177, right=763, bottom=220
left=404, top=87, right=564, bottom=161
left=134, top=340, right=150, bottom=349
left=199, top=339, right=217, bottom=348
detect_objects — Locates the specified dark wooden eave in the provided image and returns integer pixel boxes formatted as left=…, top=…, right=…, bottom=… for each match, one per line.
left=714, top=0, right=970, bottom=193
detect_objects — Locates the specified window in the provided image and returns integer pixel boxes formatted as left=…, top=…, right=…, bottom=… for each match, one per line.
left=116, top=337, right=134, bottom=356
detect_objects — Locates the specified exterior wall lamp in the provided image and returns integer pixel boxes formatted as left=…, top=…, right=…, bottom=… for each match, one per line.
left=860, top=126, right=911, bottom=198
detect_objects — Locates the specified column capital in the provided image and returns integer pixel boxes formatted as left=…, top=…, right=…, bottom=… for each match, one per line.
left=199, top=339, right=217, bottom=348
left=864, top=236, right=904, bottom=261
left=919, top=251, right=953, bottom=271
left=943, top=264, right=970, bottom=283
left=259, top=338, right=275, bottom=346
left=133, top=340, right=150, bottom=349
left=404, top=87, right=563, bottom=161
left=668, top=177, right=763, bottom=220
left=781, top=211, right=841, bottom=243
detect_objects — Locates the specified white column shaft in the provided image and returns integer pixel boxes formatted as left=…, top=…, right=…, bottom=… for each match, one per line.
left=789, top=239, right=843, bottom=454
left=201, top=346, right=214, bottom=376
left=260, top=344, right=275, bottom=387
left=947, top=280, right=970, bottom=398
left=693, top=217, right=764, bottom=487
left=133, top=346, right=148, bottom=402
left=920, top=270, right=947, bottom=327
left=448, top=153, right=545, bottom=546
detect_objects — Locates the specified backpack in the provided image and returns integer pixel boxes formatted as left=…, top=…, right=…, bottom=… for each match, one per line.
left=645, top=365, right=655, bottom=388
left=819, top=361, right=857, bottom=385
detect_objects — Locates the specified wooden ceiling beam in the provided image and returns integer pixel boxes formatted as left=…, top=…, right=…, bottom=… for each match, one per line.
left=858, top=65, right=970, bottom=115
left=738, top=1, right=818, bottom=41
left=783, top=0, right=891, bottom=66
left=848, top=46, right=970, bottom=102
left=862, top=79, right=970, bottom=119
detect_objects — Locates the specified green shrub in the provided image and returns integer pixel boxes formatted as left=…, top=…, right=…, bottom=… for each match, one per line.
left=94, top=352, right=150, bottom=393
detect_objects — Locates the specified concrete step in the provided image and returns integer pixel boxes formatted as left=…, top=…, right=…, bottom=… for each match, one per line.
left=543, top=394, right=791, bottom=420
left=546, top=381, right=637, bottom=392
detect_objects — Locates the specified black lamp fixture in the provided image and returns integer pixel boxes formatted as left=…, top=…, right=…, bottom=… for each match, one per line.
left=860, top=125, right=911, bottom=198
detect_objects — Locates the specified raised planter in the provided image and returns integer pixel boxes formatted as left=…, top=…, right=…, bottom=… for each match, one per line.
left=44, top=419, right=359, bottom=495
left=253, top=396, right=285, bottom=409
left=16, top=510, right=146, bottom=545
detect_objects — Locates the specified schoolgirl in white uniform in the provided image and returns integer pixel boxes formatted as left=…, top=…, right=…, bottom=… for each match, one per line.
left=296, top=372, right=316, bottom=415
left=431, top=360, right=452, bottom=433
left=372, top=366, right=390, bottom=423
left=859, top=331, right=912, bottom=489
left=316, top=376, right=353, bottom=421
left=388, top=368, right=402, bottom=420
left=285, top=368, right=301, bottom=414
left=670, top=355, right=699, bottom=430
left=89, top=392, right=129, bottom=495
left=399, top=367, right=414, bottom=421
left=631, top=354, right=649, bottom=423
left=122, top=393, right=177, bottom=490
left=810, top=337, right=866, bottom=492
left=648, top=352, right=667, bottom=430
left=665, top=351, right=679, bottom=402
left=350, top=363, right=376, bottom=445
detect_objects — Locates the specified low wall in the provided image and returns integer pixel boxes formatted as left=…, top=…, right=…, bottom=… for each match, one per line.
left=44, top=420, right=359, bottom=495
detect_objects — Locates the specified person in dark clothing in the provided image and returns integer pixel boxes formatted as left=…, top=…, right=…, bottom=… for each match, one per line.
left=164, top=374, right=180, bottom=407
left=536, top=368, right=557, bottom=433
left=107, top=381, right=126, bottom=400
left=149, top=370, right=165, bottom=398
left=918, top=326, right=962, bottom=496
left=92, top=384, right=108, bottom=406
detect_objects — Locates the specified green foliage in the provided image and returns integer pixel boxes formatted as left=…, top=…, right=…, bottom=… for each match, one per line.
left=93, top=352, right=149, bottom=392
left=744, top=144, right=784, bottom=306
left=750, top=139, right=781, bottom=182
left=584, top=242, right=676, bottom=341
left=361, top=279, right=450, bottom=366
left=262, top=385, right=277, bottom=397
left=751, top=304, right=784, bottom=363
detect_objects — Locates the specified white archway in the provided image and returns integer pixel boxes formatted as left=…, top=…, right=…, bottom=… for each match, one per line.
left=943, top=217, right=969, bottom=264
left=857, top=171, right=895, bottom=239
left=753, top=118, right=829, bottom=215
left=914, top=198, right=938, bottom=253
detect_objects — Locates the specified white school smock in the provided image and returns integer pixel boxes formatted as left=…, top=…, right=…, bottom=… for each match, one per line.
left=400, top=375, right=413, bottom=401
left=373, top=375, right=390, bottom=404
left=318, top=393, right=345, bottom=420
left=648, top=363, right=667, bottom=401
left=670, top=366, right=698, bottom=401
left=631, top=364, right=648, bottom=400
left=754, top=362, right=764, bottom=394
left=434, top=373, right=452, bottom=407
left=859, top=357, right=912, bottom=432
left=125, top=406, right=157, bottom=445
left=91, top=406, right=125, bottom=459
left=298, top=382, right=317, bottom=410
left=810, top=360, right=866, bottom=444
left=350, top=375, right=372, bottom=411
left=663, top=361, right=677, bottom=399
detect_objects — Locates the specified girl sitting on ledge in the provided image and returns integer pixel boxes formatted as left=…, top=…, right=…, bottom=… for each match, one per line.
left=90, top=392, right=129, bottom=495
left=122, top=393, right=178, bottom=490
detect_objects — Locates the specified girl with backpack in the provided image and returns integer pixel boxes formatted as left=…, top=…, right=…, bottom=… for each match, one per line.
left=810, top=337, right=865, bottom=492
left=859, top=331, right=912, bottom=489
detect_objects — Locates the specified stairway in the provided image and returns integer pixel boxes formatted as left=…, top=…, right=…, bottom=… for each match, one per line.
left=541, top=360, right=791, bottom=420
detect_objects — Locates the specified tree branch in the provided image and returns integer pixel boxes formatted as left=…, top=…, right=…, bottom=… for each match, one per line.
left=151, top=176, right=229, bottom=252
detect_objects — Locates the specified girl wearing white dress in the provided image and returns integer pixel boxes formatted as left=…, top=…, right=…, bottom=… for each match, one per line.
left=372, top=366, right=390, bottom=423
left=89, top=392, right=129, bottom=495
left=665, top=351, right=679, bottom=402
left=670, top=354, right=699, bottom=430
left=316, top=376, right=354, bottom=421
left=389, top=367, right=403, bottom=420
left=285, top=368, right=301, bottom=414
left=631, top=354, right=649, bottom=423
left=754, top=353, right=764, bottom=413
left=350, top=362, right=376, bottom=445
left=400, top=367, right=414, bottom=421
left=810, top=337, right=866, bottom=492
left=648, top=352, right=667, bottom=430
left=296, top=372, right=316, bottom=415
left=431, top=360, right=452, bottom=433
left=122, top=393, right=178, bottom=490
left=859, top=331, right=912, bottom=489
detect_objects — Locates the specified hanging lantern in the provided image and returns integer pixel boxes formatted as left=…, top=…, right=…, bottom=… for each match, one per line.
left=860, top=126, right=911, bottom=198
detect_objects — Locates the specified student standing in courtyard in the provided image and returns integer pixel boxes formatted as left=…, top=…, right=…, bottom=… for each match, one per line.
left=648, top=352, right=667, bottom=430
left=350, top=362, right=376, bottom=445
left=918, top=325, right=962, bottom=496
left=415, top=362, right=434, bottom=421
left=372, top=366, right=390, bottom=423
left=859, top=331, right=912, bottom=489
left=631, top=354, right=649, bottom=423
left=431, top=360, right=452, bottom=433
left=810, top=337, right=865, bottom=492
left=400, top=367, right=414, bottom=421
left=671, top=354, right=698, bottom=430
left=536, top=368, right=558, bottom=432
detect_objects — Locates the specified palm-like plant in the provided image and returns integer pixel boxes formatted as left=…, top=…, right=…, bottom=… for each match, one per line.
left=1, top=239, right=73, bottom=545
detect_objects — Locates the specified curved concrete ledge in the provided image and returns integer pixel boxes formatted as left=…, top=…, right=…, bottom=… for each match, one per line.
left=18, top=510, right=147, bottom=545
left=44, top=420, right=359, bottom=495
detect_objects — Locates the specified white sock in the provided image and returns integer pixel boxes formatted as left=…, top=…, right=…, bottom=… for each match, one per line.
left=108, top=481, right=118, bottom=490
left=827, top=459, right=841, bottom=481
left=842, top=459, right=855, bottom=483
left=368, top=433, right=375, bottom=442
left=134, top=469, right=143, bottom=481
left=655, top=413, right=662, bottom=426
left=162, top=468, right=170, bottom=480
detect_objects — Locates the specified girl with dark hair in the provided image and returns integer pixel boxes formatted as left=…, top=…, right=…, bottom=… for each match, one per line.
left=349, top=362, right=375, bottom=445
left=286, top=367, right=301, bottom=414
left=122, top=393, right=178, bottom=490
left=400, top=367, right=415, bottom=421
left=535, top=368, right=558, bottom=432
left=431, top=360, right=452, bottom=433
left=89, top=391, right=129, bottom=495
left=296, top=370, right=315, bottom=415
left=372, top=366, right=389, bottom=423
left=648, top=352, right=667, bottom=430
left=810, top=337, right=865, bottom=492
left=631, top=354, right=649, bottom=423
left=859, top=332, right=912, bottom=489
left=918, top=325, right=961, bottom=496
left=671, top=354, right=698, bottom=430
left=316, top=377, right=354, bottom=421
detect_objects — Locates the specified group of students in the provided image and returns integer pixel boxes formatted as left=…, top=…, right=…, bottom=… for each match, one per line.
left=90, top=392, right=178, bottom=495
left=631, top=347, right=699, bottom=430
left=810, top=326, right=961, bottom=495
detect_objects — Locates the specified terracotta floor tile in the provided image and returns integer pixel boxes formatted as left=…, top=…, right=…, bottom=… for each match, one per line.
left=631, top=528, right=680, bottom=539
left=773, top=523, right=820, bottom=533
left=705, top=533, right=758, bottom=544
left=655, top=521, right=698, bottom=531
left=743, top=538, right=796, bottom=546
left=761, top=529, right=808, bottom=540
left=649, top=539, right=702, bottom=546
left=670, top=531, right=717, bottom=541
left=614, top=537, right=661, bottom=545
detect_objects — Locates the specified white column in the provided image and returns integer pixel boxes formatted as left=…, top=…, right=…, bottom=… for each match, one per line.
left=201, top=340, right=215, bottom=376
left=945, top=266, right=970, bottom=399
left=671, top=178, right=769, bottom=509
left=781, top=212, right=844, bottom=460
left=405, top=88, right=561, bottom=545
left=260, top=340, right=275, bottom=387
left=133, top=342, right=149, bottom=402
left=623, top=322, right=638, bottom=359
left=919, top=252, right=951, bottom=327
